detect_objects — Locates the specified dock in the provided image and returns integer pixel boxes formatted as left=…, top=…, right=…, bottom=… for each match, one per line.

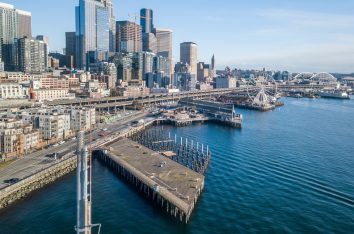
left=178, top=98, right=243, bottom=128
left=95, top=138, right=205, bottom=223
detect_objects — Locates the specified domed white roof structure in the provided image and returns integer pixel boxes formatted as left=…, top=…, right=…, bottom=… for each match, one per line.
left=310, top=72, right=337, bottom=84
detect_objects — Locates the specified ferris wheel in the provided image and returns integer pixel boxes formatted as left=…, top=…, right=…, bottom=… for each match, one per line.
left=246, top=76, right=279, bottom=107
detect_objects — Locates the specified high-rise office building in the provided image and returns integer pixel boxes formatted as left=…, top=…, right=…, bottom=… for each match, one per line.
left=66, top=32, right=76, bottom=68
left=140, top=8, right=154, bottom=34
left=17, top=37, right=47, bottom=73
left=16, top=9, right=31, bottom=38
left=0, top=3, right=33, bottom=71
left=75, top=0, right=110, bottom=69
left=154, top=28, right=172, bottom=60
left=180, top=42, right=198, bottom=75
left=116, top=21, right=142, bottom=53
left=0, top=3, right=18, bottom=70
left=142, top=33, right=157, bottom=53
left=153, top=28, right=172, bottom=75
left=142, top=51, right=155, bottom=77
left=0, top=3, right=18, bottom=45
left=66, top=32, right=76, bottom=57
left=154, top=55, right=170, bottom=78
left=140, top=9, right=157, bottom=60
left=211, top=54, right=215, bottom=78
left=96, top=5, right=109, bottom=52
left=102, top=0, right=116, bottom=52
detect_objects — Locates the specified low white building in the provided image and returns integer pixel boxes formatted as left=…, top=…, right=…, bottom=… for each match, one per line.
left=0, top=83, right=28, bottom=99
left=60, top=107, right=96, bottom=132
left=0, top=119, right=40, bottom=158
left=150, top=88, right=180, bottom=94
left=0, top=129, right=20, bottom=156
left=30, top=89, right=75, bottom=101
left=36, top=112, right=71, bottom=141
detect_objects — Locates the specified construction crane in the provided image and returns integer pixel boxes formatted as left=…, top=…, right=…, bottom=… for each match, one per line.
left=128, top=12, right=149, bottom=27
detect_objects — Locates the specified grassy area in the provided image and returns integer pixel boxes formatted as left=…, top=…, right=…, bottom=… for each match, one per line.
left=0, top=159, right=17, bottom=170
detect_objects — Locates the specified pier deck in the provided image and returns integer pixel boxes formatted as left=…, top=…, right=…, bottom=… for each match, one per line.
left=97, top=138, right=205, bottom=222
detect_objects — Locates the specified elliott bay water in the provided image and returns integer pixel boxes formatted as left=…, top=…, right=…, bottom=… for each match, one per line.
left=0, top=97, right=353, bottom=234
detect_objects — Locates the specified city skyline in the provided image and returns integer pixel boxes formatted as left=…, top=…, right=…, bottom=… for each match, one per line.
left=4, top=0, right=354, bottom=73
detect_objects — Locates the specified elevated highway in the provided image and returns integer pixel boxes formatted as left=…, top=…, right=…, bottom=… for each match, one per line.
left=0, top=85, right=333, bottom=111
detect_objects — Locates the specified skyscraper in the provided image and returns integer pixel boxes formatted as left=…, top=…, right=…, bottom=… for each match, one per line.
left=66, top=32, right=76, bottom=56
left=17, top=37, right=47, bottom=73
left=96, top=5, right=109, bottom=52
left=142, top=32, right=157, bottom=53
left=75, top=0, right=110, bottom=69
left=116, top=21, right=142, bottom=53
left=16, top=9, right=31, bottom=38
left=102, top=0, right=116, bottom=52
left=0, top=3, right=33, bottom=71
left=180, top=42, right=198, bottom=75
left=140, top=9, right=157, bottom=62
left=154, top=28, right=173, bottom=75
left=66, top=32, right=76, bottom=67
left=211, top=54, right=215, bottom=78
left=140, top=8, right=154, bottom=34
left=0, top=3, right=18, bottom=71
left=0, top=3, right=18, bottom=45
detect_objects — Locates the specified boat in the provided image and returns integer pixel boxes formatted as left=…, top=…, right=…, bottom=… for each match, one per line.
left=316, top=90, right=350, bottom=99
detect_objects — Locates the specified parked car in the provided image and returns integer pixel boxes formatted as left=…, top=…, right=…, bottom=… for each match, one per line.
left=4, top=178, right=20, bottom=184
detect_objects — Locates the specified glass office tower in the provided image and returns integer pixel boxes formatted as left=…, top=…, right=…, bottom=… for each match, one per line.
left=140, top=8, right=154, bottom=34
left=75, top=0, right=109, bottom=69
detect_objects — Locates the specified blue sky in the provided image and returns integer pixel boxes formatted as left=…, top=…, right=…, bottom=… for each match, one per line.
left=6, top=0, right=354, bottom=73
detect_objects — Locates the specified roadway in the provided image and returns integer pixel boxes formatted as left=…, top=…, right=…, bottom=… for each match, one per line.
left=0, top=111, right=149, bottom=190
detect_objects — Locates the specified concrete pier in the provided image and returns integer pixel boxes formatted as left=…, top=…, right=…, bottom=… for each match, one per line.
left=95, top=138, right=205, bottom=223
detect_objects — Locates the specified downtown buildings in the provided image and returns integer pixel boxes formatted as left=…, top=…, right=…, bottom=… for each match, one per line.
left=1, top=0, right=210, bottom=96
left=73, top=3, right=174, bottom=92
left=0, top=2, right=47, bottom=73
left=0, top=106, right=96, bottom=159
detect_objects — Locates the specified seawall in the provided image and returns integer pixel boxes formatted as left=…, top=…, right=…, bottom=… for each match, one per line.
left=0, top=156, right=76, bottom=209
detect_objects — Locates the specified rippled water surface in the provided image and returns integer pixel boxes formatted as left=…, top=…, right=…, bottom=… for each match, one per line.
left=0, top=97, right=353, bottom=233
